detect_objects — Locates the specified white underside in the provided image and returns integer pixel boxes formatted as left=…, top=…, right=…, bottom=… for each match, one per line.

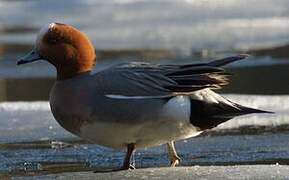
left=79, top=96, right=202, bottom=149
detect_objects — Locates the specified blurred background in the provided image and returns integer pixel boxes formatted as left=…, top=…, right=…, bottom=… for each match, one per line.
left=0, top=0, right=289, bottom=177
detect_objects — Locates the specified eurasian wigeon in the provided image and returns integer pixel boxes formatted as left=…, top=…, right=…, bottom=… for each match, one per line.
left=17, top=23, right=271, bottom=171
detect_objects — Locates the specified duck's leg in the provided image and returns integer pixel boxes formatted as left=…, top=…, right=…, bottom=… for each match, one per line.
left=93, top=143, right=136, bottom=173
left=167, top=141, right=181, bottom=167
left=122, top=143, right=136, bottom=170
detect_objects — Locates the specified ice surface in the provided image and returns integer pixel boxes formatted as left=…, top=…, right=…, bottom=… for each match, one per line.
left=0, top=101, right=75, bottom=143
left=14, top=165, right=289, bottom=180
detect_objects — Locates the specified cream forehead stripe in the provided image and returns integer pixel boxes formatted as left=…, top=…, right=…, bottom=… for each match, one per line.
left=36, top=23, right=56, bottom=44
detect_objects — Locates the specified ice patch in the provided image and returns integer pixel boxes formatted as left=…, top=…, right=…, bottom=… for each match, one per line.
left=0, top=101, right=49, bottom=112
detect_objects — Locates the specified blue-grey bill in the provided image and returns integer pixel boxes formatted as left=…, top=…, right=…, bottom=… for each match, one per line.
left=17, top=50, right=42, bottom=65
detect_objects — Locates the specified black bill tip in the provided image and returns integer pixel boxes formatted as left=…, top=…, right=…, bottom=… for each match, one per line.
left=17, top=59, right=28, bottom=65
left=17, top=50, right=42, bottom=65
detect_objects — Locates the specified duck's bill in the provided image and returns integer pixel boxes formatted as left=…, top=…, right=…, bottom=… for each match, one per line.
left=17, top=50, right=42, bottom=65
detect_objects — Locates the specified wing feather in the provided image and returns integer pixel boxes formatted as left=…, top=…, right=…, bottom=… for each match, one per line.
left=95, top=55, right=248, bottom=98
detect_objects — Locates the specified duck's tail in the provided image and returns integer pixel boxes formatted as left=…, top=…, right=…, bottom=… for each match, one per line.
left=232, top=103, right=273, bottom=115
left=189, top=95, right=273, bottom=130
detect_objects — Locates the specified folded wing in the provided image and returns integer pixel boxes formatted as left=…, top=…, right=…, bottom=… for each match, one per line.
left=95, top=54, right=248, bottom=98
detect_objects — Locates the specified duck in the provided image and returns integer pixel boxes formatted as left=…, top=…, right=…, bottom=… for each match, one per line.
left=17, top=23, right=271, bottom=171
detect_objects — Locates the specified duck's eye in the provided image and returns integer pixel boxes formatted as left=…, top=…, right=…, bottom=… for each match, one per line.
left=47, top=38, right=58, bottom=44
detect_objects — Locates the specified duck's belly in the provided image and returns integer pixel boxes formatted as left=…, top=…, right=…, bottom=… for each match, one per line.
left=79, top=118, right=201, bottom=150
left=78, top=96, right=202, bottom=149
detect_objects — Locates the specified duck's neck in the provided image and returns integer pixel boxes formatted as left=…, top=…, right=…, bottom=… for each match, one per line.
left=53, top=55, right=95, bottom=80
left=56, top=67, right=91, bottom=80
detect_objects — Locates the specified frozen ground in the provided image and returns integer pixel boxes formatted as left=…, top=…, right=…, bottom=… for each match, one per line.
left=13, top=165, right=289, bottom=180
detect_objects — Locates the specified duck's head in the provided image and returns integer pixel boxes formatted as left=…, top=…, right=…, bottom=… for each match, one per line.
left=17, top=23, right=96, bottom=80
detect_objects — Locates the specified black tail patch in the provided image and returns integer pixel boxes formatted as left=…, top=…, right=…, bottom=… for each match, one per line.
left=189, top=98, right=272, bottom=130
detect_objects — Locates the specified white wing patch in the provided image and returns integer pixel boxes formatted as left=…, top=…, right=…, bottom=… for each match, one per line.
left=161, top=96, right=191, bottom=122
